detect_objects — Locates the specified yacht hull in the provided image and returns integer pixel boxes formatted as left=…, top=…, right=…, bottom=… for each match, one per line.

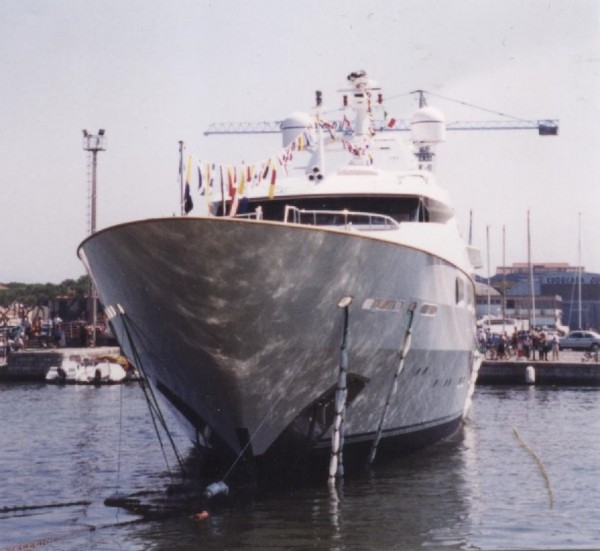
left=79, top=217, right=479, bottom=480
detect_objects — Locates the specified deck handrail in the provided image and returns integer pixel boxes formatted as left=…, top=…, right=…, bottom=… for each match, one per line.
left=283, top=206, right=400, bottom=230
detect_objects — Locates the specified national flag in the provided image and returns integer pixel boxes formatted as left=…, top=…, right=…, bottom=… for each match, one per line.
left=184, top=182, right=193, bottom=214
left=197, top=162, right=205, bottom=195
left=228, top=167, right=238, bottom=216
left=183, top=156, right=193, bottom=214
left=238, top=167, right=246, bottom=195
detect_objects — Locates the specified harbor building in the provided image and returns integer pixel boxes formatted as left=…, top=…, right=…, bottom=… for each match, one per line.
left=476, top=262, right=600, bottom=332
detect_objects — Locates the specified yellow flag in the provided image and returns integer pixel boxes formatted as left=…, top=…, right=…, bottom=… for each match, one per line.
left=238, top=167, right=246, bottom=195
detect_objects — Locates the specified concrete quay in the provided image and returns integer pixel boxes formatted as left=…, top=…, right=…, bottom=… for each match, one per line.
left=0, top=347, right=121, bottom=382
left=478, top=355, right=600, bottom=386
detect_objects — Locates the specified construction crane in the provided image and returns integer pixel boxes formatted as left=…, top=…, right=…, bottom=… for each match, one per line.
left=203, top=89, right=558, bottom=136
left=204, top=118, right=559, bottom=135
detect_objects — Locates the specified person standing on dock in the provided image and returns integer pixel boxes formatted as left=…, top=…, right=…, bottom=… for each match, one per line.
left=52, top=314, right=62, bottom=348
left=551, top=334, right=560, bottom=361
left=531, top=330, right=540, bottom=361
left=539, top=331, right=548, bottom=361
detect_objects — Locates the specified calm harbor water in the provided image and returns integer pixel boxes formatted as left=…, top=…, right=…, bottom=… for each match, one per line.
left=1, top=381, right=599, bottom=550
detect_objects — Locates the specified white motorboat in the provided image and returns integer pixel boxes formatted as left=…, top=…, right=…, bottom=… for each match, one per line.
left=78, top=71, right=482, bottom=483
left=76, top=361, right=127, bottom=384
left=46, top=359, right=127, bottom=384
left=46, top=359, right=82, bottom=383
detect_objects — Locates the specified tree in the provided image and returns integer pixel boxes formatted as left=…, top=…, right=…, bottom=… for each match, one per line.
left=0, top=276, right=90, bottom=324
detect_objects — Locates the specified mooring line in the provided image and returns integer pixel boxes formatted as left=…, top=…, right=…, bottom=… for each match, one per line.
left=368, top=302, right=417, bottom=465
left=3, top=517, right=147, bottom=551
left=513, top=427, right=554, bottom=508
left=328, top=296, right=352, bottom=486
left=0, top=500, right=91, bottom=514
left=118, top=311, right=186, bottom=476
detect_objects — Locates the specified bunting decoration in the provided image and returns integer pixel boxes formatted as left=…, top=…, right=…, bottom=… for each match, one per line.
left=269, top=165, right=277, bottom=199
left=182, top=112, right=377, bottom=215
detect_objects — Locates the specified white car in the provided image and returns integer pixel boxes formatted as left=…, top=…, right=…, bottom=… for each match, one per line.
left=559, top=331, right=600, bottom=351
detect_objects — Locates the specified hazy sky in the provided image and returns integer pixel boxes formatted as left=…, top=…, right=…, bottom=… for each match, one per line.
left=1, top=0, right=598, bottom=283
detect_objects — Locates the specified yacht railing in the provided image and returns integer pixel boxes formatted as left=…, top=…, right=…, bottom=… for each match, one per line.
left=234, top=206, right=263, bottom=220
left=284, top=206, right=400, bottom=231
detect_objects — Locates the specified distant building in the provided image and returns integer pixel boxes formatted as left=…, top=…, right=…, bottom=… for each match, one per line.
left=476, top=262, right=600, bottom=331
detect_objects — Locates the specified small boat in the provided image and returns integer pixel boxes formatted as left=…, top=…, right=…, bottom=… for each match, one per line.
left=76, top=361, right=128, bottom=385
left=78, top=71, right=483, bottom=484
left=45, top=359, right=81, bottom=383
left=46, top=359, right=128, bottom=385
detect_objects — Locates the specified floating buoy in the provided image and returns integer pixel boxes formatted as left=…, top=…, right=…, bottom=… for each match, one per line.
left=525, top=365, right=536, bottom=385
left=203, top=481, right=229, bottom=499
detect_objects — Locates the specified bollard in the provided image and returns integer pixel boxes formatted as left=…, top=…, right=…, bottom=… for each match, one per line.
left=525, top=365, right=536, bottom=385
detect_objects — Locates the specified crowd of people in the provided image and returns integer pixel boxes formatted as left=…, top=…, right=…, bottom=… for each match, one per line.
left=478, top=326, right=560, bottom=361
left=2, top=313, right=106, bottom=353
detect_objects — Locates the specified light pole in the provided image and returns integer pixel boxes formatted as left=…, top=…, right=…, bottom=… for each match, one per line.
left=82, top=129, right=106, bottom=347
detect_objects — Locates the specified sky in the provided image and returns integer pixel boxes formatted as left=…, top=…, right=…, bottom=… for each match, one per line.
left=0, top=0, right=599, bottom=283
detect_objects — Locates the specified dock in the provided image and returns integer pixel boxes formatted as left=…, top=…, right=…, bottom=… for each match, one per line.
left=0, top=347, right=121, bottom=382
left=478, top=358, right=600, bottom=386
left=2, top=348, right=600, bottom=386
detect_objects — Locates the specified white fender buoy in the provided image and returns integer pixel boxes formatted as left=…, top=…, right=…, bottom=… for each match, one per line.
left=525, top=365, right=536, bottom=385
left=203, top=481, right=229, bottom=499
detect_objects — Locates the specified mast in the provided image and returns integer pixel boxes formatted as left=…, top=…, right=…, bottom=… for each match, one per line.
left=502, top=224, right=506, bottom=334
left=578, top=212, right=583, bottom=329
left=468, top=209, right=473, bottom=246
left=527, top=209, right=537, bottom=329
left=486, top=225, right=491, bottom=329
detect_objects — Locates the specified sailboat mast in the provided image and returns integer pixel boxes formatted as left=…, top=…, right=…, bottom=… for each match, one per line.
left=528, top=209, right=537, bottom=329
left=502, top=224, right=506, bottom=334
left=486, top=225, right=491, bottom=329
left=578, top=212, right=582, bottom=329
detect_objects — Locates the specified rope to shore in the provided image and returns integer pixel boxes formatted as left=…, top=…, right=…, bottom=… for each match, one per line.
left=513, top=427, right=554, bottom=509
left=118, top=311, right=186, bottom=476
left=3, top=517, right=145, bottom=551
left=0, top=500, right=91, bottom=514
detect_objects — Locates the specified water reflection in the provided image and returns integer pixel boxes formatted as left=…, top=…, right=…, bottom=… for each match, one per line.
left=2, top=384, right=600, bottom=550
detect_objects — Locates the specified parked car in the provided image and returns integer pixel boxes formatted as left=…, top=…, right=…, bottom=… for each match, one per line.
left=559, top=330, right=600, bottom=351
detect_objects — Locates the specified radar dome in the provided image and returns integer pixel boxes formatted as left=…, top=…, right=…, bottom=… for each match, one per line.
left=410, top=106, right=446, bottom=143
left=281, top=112, right=313, bottom=148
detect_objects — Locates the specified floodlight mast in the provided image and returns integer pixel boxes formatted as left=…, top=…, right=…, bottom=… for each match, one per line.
left=82, top=129, right=106, bottom=347
left=82, top=129, right=106, bottom=234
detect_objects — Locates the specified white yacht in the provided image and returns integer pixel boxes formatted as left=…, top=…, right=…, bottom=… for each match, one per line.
left=78, top=71, right=482, bottom=482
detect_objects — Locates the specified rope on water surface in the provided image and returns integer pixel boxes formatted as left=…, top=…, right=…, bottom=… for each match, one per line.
left=513, top=427, right=554, bottom=509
